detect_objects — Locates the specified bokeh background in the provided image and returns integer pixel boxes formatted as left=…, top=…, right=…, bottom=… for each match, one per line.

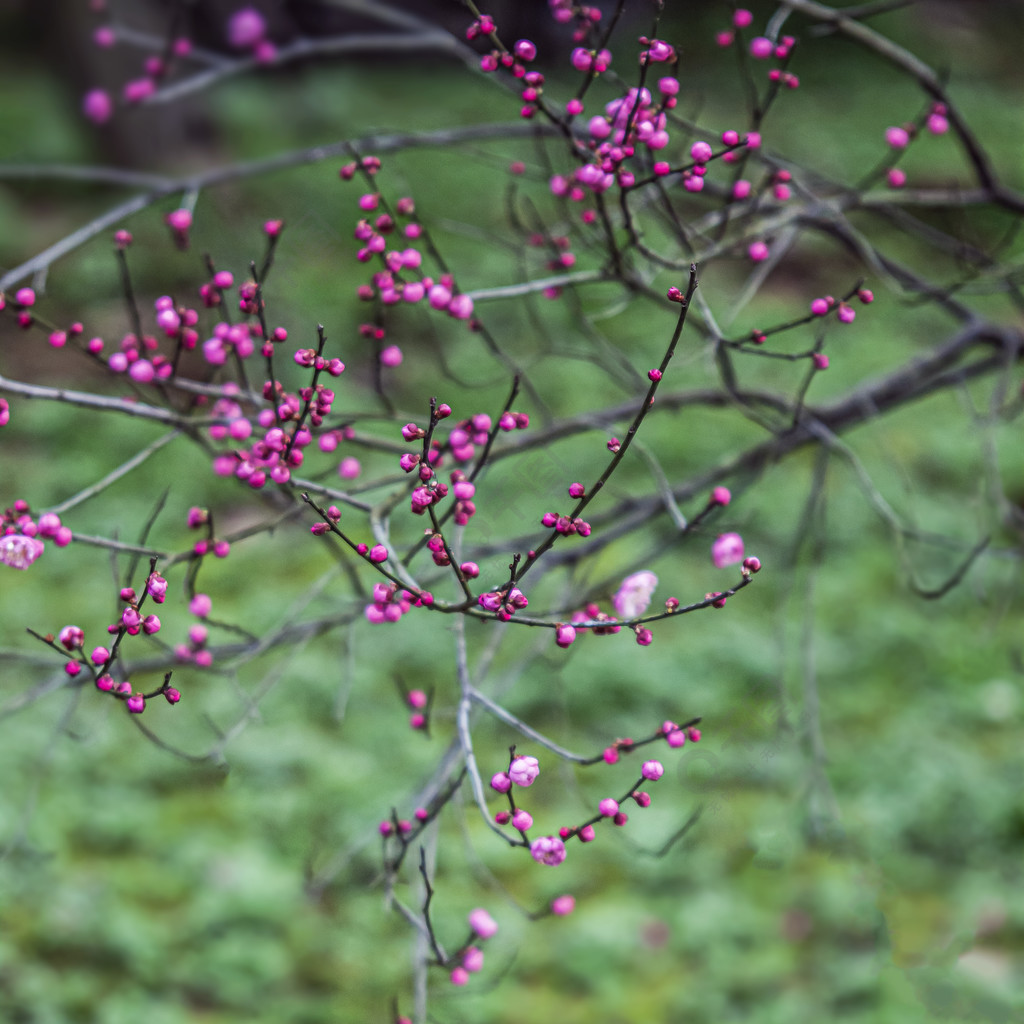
left=1, top=2, right=1023, bottom=1022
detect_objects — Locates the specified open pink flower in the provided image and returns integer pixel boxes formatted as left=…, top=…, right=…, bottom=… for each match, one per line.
left=530, top=836, right=567, bottom=866
left=0, top=534, right=44, bottom=570
left=613, top=570, right=658, bottom=618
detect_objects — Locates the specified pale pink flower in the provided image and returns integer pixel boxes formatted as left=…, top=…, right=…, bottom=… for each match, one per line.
left=613, top=570, right=658, bottom=618
left=0, top=534, right=44, bottom=570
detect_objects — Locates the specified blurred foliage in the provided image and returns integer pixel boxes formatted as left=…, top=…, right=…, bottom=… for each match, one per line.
left=1, top=2, right=1023, bottom=1023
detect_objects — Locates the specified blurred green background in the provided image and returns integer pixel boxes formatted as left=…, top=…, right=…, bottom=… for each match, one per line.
left=1, top=2, right=1022, bottom=1022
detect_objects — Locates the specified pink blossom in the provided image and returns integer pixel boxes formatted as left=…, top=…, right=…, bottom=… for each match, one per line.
left=59, top=626, right=84, bottom=650
left=227, top=8, right=266, bottom=49
left=748, top=241, right=769, bottom=262
left=338, top=457, right=361, bottom=479
left=551, top=895, right=576, bottom=916
left=82, top=88, right=113, bottom=124
left=554, top=623, right=576, bottom=648
left=712, top=532, right=745, bottom=568
left=641, top=760, right=664, bottom=781
left=462, top=946, right=484, bottom=972
left=509, top=755, right=540, bottom=787
left=613, top=570, right=658, bottom=618
left=380, top=344, right=403, bottom=367
left=468, top=907, right=498, bottom=938
left=512, top=809, right=534, bottom=831
left=0, top=534, right=44, bottom=570
left=530, top=835, right=567, bottom=866
left=885, top=125, right=910, bottom=149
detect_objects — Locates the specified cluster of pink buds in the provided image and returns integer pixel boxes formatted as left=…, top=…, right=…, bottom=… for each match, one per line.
left=540, top=511, right=592, bottom=537
left=491, top=755, right=569, bottom=864
left=551, top=0, right=602, bottom=38
left=569, top=46, right=611, bottom=75
left=552, top=80, right=678, bottom=202
left=559, top=750, right=674, bottom=842
left=477, top=586, right=529, bottom=621
left=0, top=502, right=71, bottom=570
left=475, top=35, right=546, bottom=118
left=342, top=165, right=475, bottom=324
left=208, top=361, right=343, bottom=489
left=410, top=481, right=448, bottom=517
left=174, top=621, right=213, bottom=668
left=57, top=608, right=180, bottom=712
left=527, top=232, right=576, bottom=281
left=365, top=582, right=432, bottom=624
left=406, top=688, right=428, bottom=731
left=114, top=586, right=162, bottom=637
left=79, top=4, right=201, bottom=122
left=448, top=907, right=501, bottom=987
left=809, top=294, right=858, bottom=324
left=885, top=105, right=949, bottom=187
left=93, top=665, right=181, bottom=712
left=663, top=721, right=701, bottom=748
left=448, top=410, right=529, bottom=464
left=570, top=602, right=622, bottom=635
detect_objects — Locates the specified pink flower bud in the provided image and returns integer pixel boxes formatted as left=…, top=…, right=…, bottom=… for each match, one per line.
left=748, top=241, right=769, bottom=262
left=690, top=141, right=713, bottom=163
left=885, top=125, right=910, bottom=149
left=509, top=755, right=540, bottom=787
left=227, top=7, right=266, bottom=49
left=59, top=626, right=84, bottom=650
left=490, top=771, right=512, bottom=793
left=641, top=760, right=664, bottom=781
left=82, top=88, right=113, bottom=124
left=512, top=809, right=533, bottom=831
left=554, top=623, right=577, bottom=649
left=468, top=907, right=498, bottom=938
left=599, top=798, right=619, bottom=817
left=551, top=895, right=576, bottom=916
